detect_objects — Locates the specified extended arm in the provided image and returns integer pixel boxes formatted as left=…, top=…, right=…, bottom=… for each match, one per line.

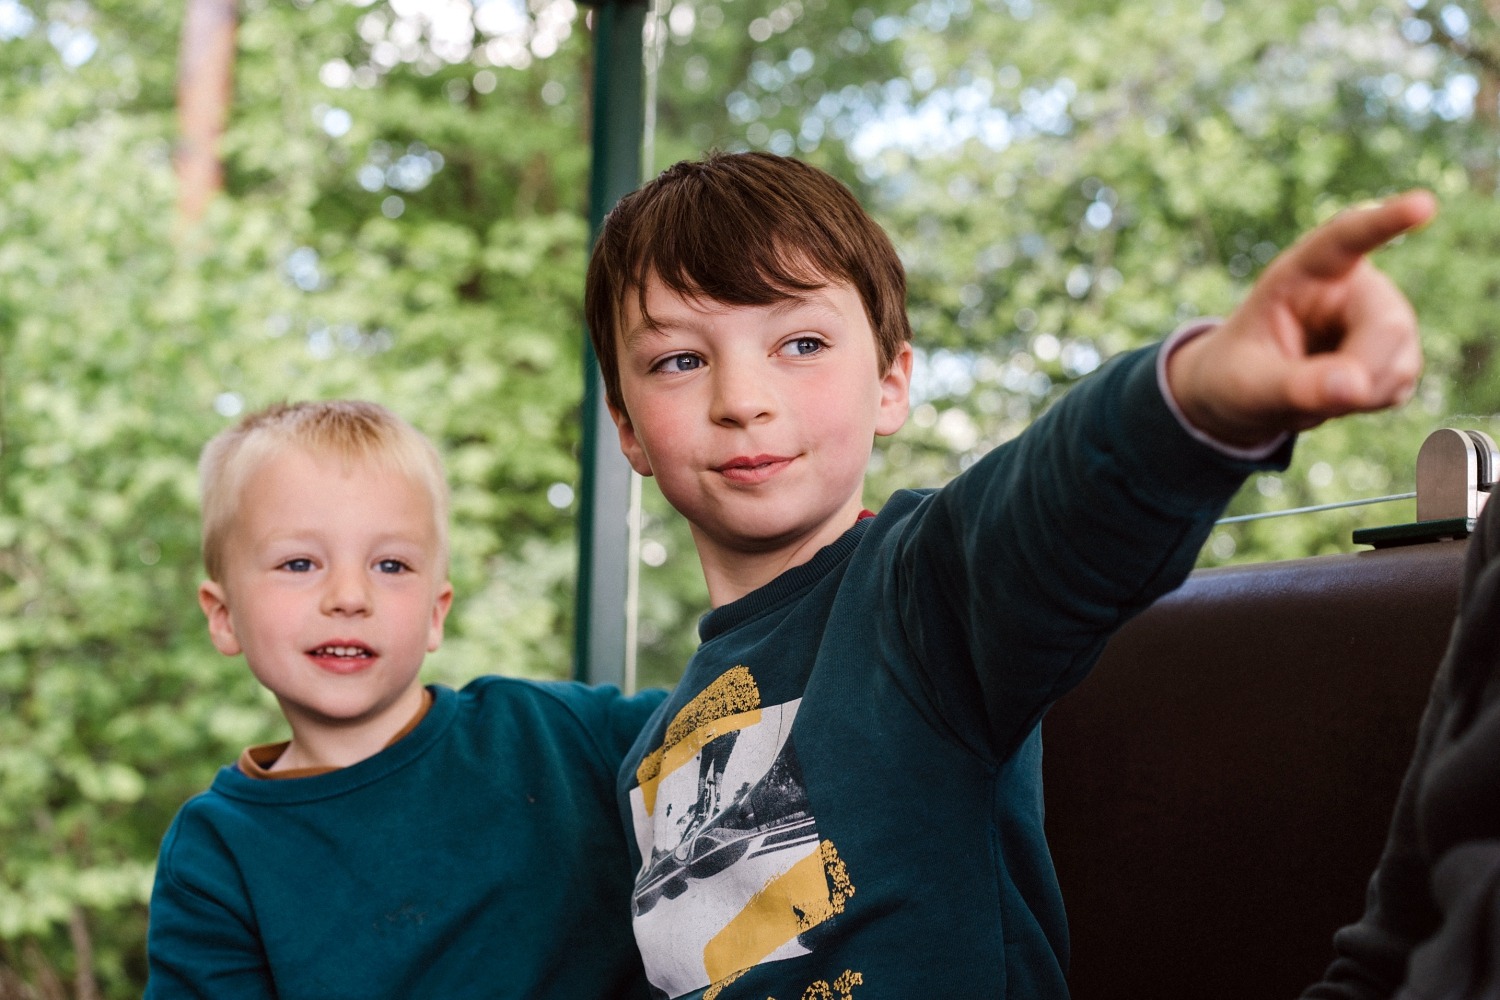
left=896, top=192, right=1436, bottom=759
left=895, top=338, right=1286, bottom=757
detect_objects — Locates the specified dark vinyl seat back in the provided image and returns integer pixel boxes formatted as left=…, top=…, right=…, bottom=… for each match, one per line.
left=1044, top=539, right=1468, bottom=1000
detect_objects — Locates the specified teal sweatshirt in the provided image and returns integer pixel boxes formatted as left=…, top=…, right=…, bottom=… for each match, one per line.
left=147, top=676, right=665, bottom=999
left=615, top=343, right=1289, bottom=1000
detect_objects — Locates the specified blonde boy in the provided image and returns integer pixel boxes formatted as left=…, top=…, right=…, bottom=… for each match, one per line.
left=584, top=152, right=1434, bottom=999
left=146, top=400, right=662, bottom=999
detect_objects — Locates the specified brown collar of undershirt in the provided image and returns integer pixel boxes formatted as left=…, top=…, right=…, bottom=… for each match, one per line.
left=236, top=687, right=434, bottom=780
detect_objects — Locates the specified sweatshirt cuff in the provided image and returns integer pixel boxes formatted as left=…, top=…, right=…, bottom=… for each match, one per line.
left=1156, top=320, right=1290, bottom=463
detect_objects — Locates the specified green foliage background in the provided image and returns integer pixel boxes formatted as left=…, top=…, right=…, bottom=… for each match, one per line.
left=1, top=0, right=1497, bottom=993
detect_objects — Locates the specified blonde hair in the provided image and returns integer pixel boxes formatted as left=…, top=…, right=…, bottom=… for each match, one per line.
left=199, top=400, right=449, bottom=581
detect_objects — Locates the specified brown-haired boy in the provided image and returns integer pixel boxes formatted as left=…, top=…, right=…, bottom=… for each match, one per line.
left=146, top=400, right=663, bottom=999
left=585, top=151, right=1433, bottom=1000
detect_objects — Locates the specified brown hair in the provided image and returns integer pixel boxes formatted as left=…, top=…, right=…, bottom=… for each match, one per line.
left=585, top=150, right=911, bottom=413
left=198, top=400, right=449, bottom=581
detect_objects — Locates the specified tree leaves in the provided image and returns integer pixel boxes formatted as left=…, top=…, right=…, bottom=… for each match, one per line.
left=4, top=0, right=1499, bottom=993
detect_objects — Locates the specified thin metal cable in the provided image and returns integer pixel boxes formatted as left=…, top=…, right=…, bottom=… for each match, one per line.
left=1215, top=491, right=1417, bottom=525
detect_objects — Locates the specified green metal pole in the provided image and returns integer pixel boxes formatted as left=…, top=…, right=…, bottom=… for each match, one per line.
left=576, top=0, right=647, bottom=686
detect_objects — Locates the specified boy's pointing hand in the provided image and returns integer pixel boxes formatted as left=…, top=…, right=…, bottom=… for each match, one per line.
left=1166, top=190, right=1437, bottom=449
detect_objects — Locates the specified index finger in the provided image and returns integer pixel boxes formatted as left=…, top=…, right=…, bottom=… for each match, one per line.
left=1294, top=190, right=1438, bottom=280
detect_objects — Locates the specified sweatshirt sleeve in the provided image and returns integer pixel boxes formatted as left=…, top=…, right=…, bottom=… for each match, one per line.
left=892, top=341, right=1291, bottom=758
left=145, top=806, right=278, bottom=1000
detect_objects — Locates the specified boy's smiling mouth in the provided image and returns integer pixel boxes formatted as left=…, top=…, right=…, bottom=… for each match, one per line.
left=307, top=642, right=377, bottom=673
left=714, top=454, right=793, bottom=485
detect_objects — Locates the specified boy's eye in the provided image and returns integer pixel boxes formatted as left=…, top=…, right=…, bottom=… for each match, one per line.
left=279, top=558, right=314, bottom=573
left=782, top=336, right=826, bottom=357
left=652, top=353, right=704, bottom=374
left=376, top=559, right=410, bottom=574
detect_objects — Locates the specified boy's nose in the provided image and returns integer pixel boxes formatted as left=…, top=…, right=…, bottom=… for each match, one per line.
left=321, top=566, right=372, bottom=616
left=709, top=363, right=775, bottom=427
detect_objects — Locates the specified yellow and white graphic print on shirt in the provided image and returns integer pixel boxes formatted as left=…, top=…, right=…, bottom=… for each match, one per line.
left=629, top=666, right=855, bottom=999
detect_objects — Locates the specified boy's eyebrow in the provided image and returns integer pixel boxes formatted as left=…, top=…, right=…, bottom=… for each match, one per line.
left=764, top=291, right=837, bottom=318
left=248, top=524, right=438, bottom=550
left=621, top=287, right=841, bottom=349
left=620, top=317, right=675, bottom=352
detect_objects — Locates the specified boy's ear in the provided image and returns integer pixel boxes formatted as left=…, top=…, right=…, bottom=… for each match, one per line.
left=198, top=581, right=242, bottom=656
left=875, top=343, right=914, bottom=437
left=607, top=401, right=655, bottom=478
left=426, top=581, right=455, bottom=653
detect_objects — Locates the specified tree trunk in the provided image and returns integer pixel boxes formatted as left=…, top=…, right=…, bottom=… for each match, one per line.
left=175, top=0, right=239, bottom=224
left=66, top=909, right=97, bottom=1000
left=1477, top=0, right=1500, bottom=195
